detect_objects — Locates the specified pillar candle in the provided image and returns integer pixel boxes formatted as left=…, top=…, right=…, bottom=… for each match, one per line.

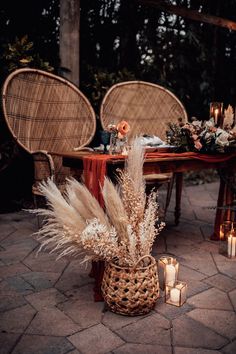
left=170, top=288, right=180, bottom=304
left=165, top=264, right=176, bottom=285
left=228, top=235, right=236, bottom=257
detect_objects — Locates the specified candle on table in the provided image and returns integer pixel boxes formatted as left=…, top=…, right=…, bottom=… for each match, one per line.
left=214, top=108, right=219, bottom=124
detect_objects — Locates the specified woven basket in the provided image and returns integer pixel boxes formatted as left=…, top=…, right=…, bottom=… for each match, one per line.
left=101, top=255, right=159, bottom=316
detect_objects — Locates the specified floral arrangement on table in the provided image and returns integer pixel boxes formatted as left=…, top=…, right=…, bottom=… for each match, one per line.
left=106, top=120, right=130, bottom=154
left=34, top=139, right=164, bottom=267
left=166, top=105, right=236, bottom=154
left=107, top=120, right=130, bottom=139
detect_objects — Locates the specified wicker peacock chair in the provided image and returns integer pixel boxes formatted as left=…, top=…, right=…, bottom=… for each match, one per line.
left=2, top=68, right=96, bottom=202
left=100, top=80, right=188, bottom=222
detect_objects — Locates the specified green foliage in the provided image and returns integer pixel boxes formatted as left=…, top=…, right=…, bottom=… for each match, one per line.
left=2, top=35, right=54, bottom=73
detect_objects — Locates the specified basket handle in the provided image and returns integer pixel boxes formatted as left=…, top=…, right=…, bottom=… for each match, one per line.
left=133, top=255, right=154, bottom=269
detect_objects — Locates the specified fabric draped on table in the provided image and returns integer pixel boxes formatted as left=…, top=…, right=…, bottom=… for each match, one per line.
left=82, top=151, right=236, bottom=206
left=82, top=151, right=236, bottom=302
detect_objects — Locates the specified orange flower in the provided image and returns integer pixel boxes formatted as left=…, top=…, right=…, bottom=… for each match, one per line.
left=116, top=120, right=130, bottom=138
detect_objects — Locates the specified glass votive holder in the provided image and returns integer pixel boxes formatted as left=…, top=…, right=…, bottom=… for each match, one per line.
left=157, top=256, right=179, bottom=291
left=219, top=221, right=232, bottom=256
left=209, top=102, right=224, bottom=127
left=165, top=281, right=187, bottom=307
left=227, top=222, right=236, bottom=258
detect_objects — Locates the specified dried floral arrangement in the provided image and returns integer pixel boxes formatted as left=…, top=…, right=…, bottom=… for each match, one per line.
left=34, top=139, right=165, bottom=267
left=166, top=105, right=236, bottom=154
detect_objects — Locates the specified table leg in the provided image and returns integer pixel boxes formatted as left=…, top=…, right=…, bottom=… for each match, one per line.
left=175, top=172, right=183, bottom=225
left=211, top=175, right=226, bottom=240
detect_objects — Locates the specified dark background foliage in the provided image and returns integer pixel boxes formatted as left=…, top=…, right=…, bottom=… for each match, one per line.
left=0, top=0, right=236, bottom=210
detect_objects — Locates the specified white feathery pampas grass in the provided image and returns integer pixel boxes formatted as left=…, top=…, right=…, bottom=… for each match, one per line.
left=33, top=138, right=165, bottom=266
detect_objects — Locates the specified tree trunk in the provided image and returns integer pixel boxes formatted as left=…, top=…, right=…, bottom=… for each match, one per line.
left=59, top=0, right=80, bottom=86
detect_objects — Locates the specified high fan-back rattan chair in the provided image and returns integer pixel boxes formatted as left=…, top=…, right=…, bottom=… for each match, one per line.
left=100, top=80, right=188, bottom=223
left=2, top=68, right=96, bottom=202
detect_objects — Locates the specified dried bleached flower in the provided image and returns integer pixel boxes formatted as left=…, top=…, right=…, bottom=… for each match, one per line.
left=33, top=138, right=165, bottom=266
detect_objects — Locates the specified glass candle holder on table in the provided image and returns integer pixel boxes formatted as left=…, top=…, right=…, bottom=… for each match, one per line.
left=157, top=256, right=179, bottom=291
left=165, top=281, right=187, bottom=307
left=219, top=221, right=232, bottom=256
left=227, top=222, right=236, bottom=258
left=209, top=102, right=224, bottom=127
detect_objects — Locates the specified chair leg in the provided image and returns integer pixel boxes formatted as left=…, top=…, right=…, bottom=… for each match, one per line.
left=175, top=172, right=183, bottom=226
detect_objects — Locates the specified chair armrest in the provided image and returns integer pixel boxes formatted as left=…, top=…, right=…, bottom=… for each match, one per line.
left=31, top=150, right=55, bottom=186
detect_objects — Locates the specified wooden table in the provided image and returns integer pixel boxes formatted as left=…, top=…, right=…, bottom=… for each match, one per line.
left=51, top=150, right=236, bottom=301
left=57, top=150, right=236, bottom=239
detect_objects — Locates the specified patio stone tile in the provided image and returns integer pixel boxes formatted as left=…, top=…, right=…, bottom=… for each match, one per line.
left=173, top=250, right=218, bottom=277
left=0, top=239, right=38, bottom=265
left=229, top=288, right=236, bottom=310
left=0, top=281, right=27, bottom=312
left=187, top=308, right=236, bottom=340
left=178, top=264, right=207, bottom=281
left=166, top=233, right=200, bottom=247
left=55, top=261, right=92, bottom=293
left=12, top=335, right=75, bottom=354
left=200, top=224, right=215, bottom=240
left=68, top=323, right=124, bottom=354
left=203, top=273, right=236, bottom=292
left=26, top=307, right=81, bottom=336
left=0, top=333, right=21, bottom=354
left=0, top=293, right=27, bottom=312
left=115, top=313, right=171, bottom=345
left=155, top=299, right=194, bottom=320
left=65, top=283, right=94, bottom=303
left=187, top=287, right=233, bottom=310
left=6, top=275, right=34, bottom=294
left=186, top=280, right=212, bottom=298
left=25, top=288, right=67, bottom=310
left=222, top=339, right=236, bottom=353
left=212, top=254, right=236, bottom=279
left=172, top=315, right=228, bottom=349
left=174, top=348, right=221, bottom=354
left=58, top=298, right=104, bottom=328
left=189, top=198, right=216, bottom=207
left=21, top=271, right=61, bottom=291
left=0, top=224, right=16, bottom=242
left=0, top=263, right=31, bottom=279
left=23, top=250, right=68, bottom=273
left=193, top=206, right=216, bottom=223
left=0, top=227, right=36, bottom=247
left=197, top=241, right=219, bottom=253
left=0, top=304, right=36, bottom=333
left=102, top=309, right=146, bottom=330
left=113, top=343, right=172, bottom=354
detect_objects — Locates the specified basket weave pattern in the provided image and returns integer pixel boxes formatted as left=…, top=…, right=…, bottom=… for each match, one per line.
left=101, top=255, right=159, bottom=316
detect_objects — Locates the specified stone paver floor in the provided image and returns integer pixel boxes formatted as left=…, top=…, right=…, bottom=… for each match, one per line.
left=0, top=181, right=236, bottom=354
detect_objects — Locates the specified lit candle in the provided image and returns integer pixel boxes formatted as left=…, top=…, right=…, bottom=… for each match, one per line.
left=220, top=224, right=224, bottom=240
left=228, top=235, right=236, bottom=257
left=170, top=288, right=180, bottom=304
left=214, top=108, right=219, bottom=124
left=165, top=264, right=176, bottom=285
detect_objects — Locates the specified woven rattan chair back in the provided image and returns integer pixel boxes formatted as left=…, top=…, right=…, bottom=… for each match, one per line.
left=100, top=80, right=188, bottom=141
left=2, top=68, right=96, bottom=188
